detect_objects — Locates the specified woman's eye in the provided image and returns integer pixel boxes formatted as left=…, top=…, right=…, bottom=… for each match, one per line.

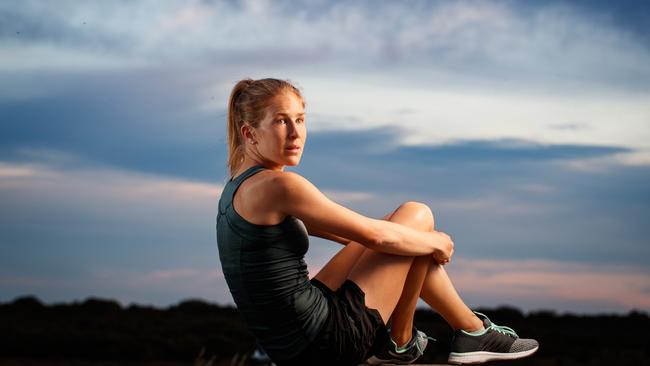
left=276, top=118, right=304, bottom=124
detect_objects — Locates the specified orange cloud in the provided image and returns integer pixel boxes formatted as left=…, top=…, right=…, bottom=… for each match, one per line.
left=447, top=258, right=650, bottom=311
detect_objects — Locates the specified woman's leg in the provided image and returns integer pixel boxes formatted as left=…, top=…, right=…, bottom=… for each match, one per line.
left=388, top=254, right=432, bottom=345
left=420, top=262, right=483, bottom=331
left=347, top=201, right=436, bottom=323
left=376, top=208, right=482, bottom=340
left=314, top=201, right=481, bottom=335
left=369, top=205, right=436, bottom=346
left=355, top=205, right=481, bottom=345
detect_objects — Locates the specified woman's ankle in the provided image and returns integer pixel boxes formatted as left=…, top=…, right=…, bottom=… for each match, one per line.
left=460, top=313, right=484, bottom=332
left=390, top=327, right=413, bottom=348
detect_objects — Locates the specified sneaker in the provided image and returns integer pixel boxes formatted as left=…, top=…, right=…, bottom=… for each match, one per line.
left=448, top=312, right=539, bottom=364
left=250, top=347, right=276, bottom=366
left=365, top=326, right=435, bottom=365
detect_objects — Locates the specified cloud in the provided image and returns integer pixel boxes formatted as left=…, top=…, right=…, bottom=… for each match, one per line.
left=0, top=158, right=233, bottom=303
left=541, top=0, right=650, bottom=46
left=3, top=119, right=649, bottom=267
left=0, top=158, right=381, bottom=305
left=301, top=129, right=639, bottom=196
left=299, top=131, right=650, bottom=267
left=0, top=158, right=223, bottom=280
left=2, top=0, right=649, bottom=92
left=3, top=72, right=635, bottom=186
left=0, top=157, right=221, bottom=205
left=380, top=138, right=630, bottom=163
left=2, top=0, right=649, bottom=313
left=4, top=255, right=649, bottom=313
left=3, top=1, right=648, bottom=169
left=321, top=189, right=375, bottom=203
left=1, top=152, right=649, bottom=312
left=446, top=258, right=650, bottom=313
left=0, top=162, right=33, bottom=177
left=0, top=70, right=225, bottom=182
left=303, top=77, right=650, bottom=153
left=305, top=129, right=630, bottom=163
left=0, top=267, right=232, bottom=307
left=547, top=122, right=591, bottom=131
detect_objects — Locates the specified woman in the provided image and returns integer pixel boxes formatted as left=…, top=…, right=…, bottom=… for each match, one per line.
left=216, top=78, right=539, bottom=365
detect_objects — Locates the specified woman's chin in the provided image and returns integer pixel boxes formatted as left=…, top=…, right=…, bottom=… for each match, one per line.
left=284, top=157, right=301, bottom=166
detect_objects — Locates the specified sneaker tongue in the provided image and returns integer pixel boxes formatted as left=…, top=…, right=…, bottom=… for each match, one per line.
left=482, top=317, right=492, bottom=328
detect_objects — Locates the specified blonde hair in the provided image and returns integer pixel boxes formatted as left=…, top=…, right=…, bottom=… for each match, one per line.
left=226, top=78, right=304, bottom=177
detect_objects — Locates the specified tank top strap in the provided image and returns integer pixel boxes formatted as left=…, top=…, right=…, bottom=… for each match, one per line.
left=230, top=164, right=267, bottom=185
left=219, top=164, right=266, bottom=215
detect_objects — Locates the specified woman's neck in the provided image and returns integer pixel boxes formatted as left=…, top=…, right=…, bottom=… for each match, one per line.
left=235, top=158, right=284, bottom=177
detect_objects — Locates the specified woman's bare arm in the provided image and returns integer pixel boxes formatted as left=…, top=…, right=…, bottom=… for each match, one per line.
left=306, top=226, right=352, bottom=246
left=269, top=171, right=454, bottom=259
left=306, top=211, right=396, bottom=246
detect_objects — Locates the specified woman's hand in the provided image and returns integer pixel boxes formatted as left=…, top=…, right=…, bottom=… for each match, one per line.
left=432, top=231, right=454, bottom=265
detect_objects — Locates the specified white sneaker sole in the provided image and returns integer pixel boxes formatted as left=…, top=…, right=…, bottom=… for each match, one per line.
left=365, top=355, right=418, bottom=365
left=448, top=346, right=539, bottom=364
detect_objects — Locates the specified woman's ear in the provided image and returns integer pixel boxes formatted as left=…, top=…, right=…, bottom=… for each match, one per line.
left=240, top=123, right=257, bottom=145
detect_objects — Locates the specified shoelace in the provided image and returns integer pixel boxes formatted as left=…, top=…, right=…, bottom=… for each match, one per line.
left=474, top=311, right=519, bottom=339
left=488, top=323, right=518, bottom=338
left=388, top=328, right=437, bottom=354
left=420, top=332, right=437, bottom=343
left=412, top=330, right=437, bottom=354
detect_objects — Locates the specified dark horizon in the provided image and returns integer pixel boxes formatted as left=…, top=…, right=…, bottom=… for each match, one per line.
left=2, top=295, right=648, bottom=365
left=4, top=294, right=649, bottom=318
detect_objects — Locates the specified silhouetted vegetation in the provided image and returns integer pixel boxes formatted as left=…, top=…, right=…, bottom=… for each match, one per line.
left=1, top=296, right=648, bottom=365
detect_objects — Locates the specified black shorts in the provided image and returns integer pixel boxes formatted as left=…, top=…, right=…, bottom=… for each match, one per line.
left=278, top=278, right=390, bottom=366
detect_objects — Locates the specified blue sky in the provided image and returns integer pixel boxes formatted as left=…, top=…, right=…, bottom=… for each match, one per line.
left=1, top=0, right=649, bottom=314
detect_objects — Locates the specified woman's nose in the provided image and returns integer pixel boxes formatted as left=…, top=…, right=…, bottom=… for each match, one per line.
left=287, top=120, right=300, bottom=137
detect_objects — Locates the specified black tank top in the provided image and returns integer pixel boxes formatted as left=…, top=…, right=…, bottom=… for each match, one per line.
left=216, top=164, right=329, bottom=360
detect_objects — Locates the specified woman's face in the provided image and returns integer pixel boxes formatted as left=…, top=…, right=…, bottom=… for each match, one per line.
left=248, top=91, right=306, bottom=170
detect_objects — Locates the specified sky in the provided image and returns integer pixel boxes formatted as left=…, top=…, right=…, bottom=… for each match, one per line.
left=1, top=0, right=649, bottom=314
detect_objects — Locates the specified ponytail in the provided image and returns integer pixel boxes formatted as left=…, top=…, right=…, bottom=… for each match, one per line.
left=226, top=79, right=255, bottom=177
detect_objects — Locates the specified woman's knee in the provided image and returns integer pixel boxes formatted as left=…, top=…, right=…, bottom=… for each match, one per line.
left=396, top=201, right=435, bottom=231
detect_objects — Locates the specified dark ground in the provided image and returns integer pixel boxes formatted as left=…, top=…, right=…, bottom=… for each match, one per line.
left=1, top=296, right=648, bottom=366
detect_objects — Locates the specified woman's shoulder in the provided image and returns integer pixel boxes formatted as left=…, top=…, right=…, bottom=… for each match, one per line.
left=239, top=169, right=310, bottom=209
left=251, top=170, right=318, bottom=206
left=235, top=169, right=312, bottom=225
left=250, top=169, right=312, bottom=199
left=268, top=169, right=308, bottom=184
